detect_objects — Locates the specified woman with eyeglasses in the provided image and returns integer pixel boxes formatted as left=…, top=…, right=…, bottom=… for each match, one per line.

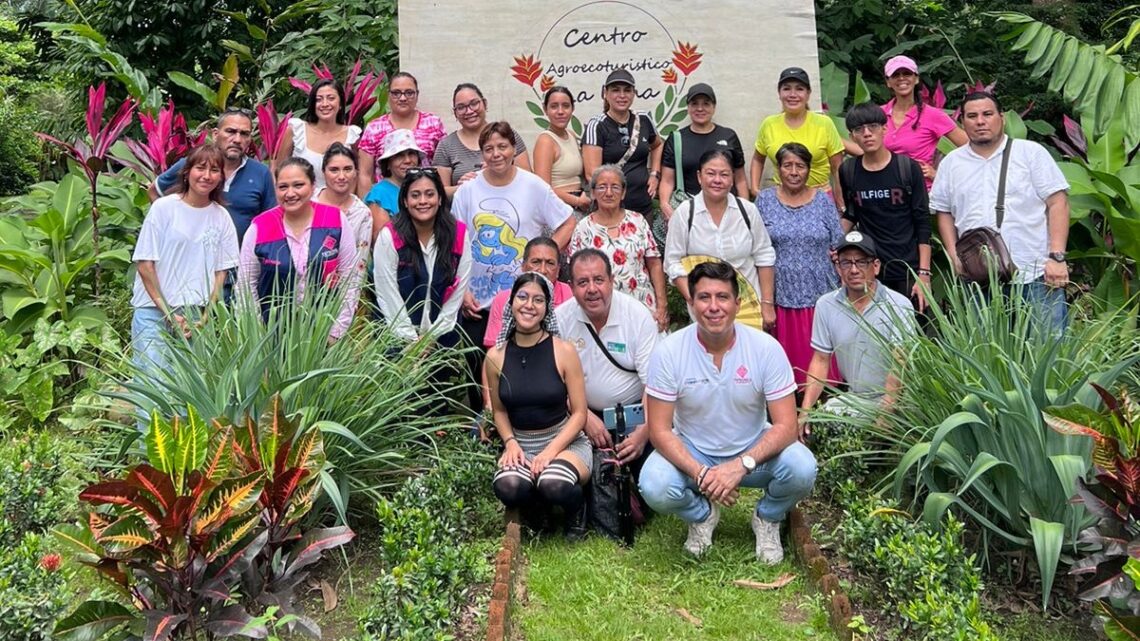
left=277, top=79, right=362, bottom=190
left=315, top=143, right=372, bottom=269
left=880, top=55, right=967, bottom=190
left=568, top=164, right=667, bottom=330
left=238, top=158, right=360, bottom=343
left=452, top=121, right=573, bottom=411
left=582, top=69, right=663, bottom=224
left=358, top=72, right=447, bottom=195
left=755, top=142, right=842, bottom=387
left=485, top=271, right=591, bottom=540
left=373, top=166, right=471, bottom=345
left=434, top=83, right=531, bottom=197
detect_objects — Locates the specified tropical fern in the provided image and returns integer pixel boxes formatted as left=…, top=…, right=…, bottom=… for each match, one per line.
left=993, top=12, right=1140, bottom=151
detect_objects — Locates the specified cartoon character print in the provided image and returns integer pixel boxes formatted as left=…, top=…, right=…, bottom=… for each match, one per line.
left=469, top=198, right=528, bottom=306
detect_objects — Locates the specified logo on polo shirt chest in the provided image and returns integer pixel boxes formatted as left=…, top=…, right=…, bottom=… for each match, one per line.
left=734, top=365, right=751, bottom=384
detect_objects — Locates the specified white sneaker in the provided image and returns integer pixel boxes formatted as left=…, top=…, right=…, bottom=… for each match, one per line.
left=683, top=502, right=720, bottom=556
left=752, top=513, right=784, bottom=565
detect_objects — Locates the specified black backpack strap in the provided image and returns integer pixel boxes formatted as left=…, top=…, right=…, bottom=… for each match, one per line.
left=896, top=154, right=914, bottom=202
left=840, top=157, right=857, bottom=217
left=583, top=322, right=637, bottom=373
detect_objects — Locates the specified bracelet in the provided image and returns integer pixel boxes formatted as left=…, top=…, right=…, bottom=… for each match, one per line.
left=696, top=465, right=710, bottom=485
left=503, top=436, right=517, bottom=445
left=917, top=269, right=932, bottom=276
left=649, top=170, right=661, bottom=178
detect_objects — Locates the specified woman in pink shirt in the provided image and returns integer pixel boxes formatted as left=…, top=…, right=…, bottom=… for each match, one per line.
left=357, top=71, right=447, bottom=195
left=880, top=55, right=967, bottom=190
left=238, top=158, right=360, bottom=342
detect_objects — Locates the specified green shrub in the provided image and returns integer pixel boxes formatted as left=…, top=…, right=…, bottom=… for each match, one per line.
left=0, top=532, right=74, bottom=641
left=0, top=98, right=40, bottom=195
left=809, top=419, right=869, bottom=500
left=358, top=442, right=499, bottom=640
left=836, top=487, right=998, bottom=640
left=0, top=430, right=83, bottom=547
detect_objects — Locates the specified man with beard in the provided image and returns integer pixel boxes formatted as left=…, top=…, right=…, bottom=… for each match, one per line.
left=150, top=107, right=277, bottom=245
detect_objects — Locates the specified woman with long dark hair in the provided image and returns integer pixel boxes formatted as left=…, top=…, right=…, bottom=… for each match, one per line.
left=485, top=271, right=591, bottom=539
left=373, top=167, right=471, bottom=344
left=277, top=79, right=362, bottom=188
left=879, top=55, right=967, bottom=190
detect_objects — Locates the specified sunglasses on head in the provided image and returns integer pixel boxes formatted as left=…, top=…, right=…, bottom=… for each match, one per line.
left=405, top=167, right=439, bottom=181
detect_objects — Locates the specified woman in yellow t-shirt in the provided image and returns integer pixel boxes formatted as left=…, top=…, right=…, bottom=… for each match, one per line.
left=749, top=67, right=847, bottom=210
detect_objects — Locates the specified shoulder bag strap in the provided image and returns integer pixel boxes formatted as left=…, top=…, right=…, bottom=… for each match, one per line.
left=616, top=115, right=642, bottom=169
left=995, top=137, right=1014, bottom=229
left=672, top=132, right=684, bottom=194
left=583, top=321, right=637, bottom=374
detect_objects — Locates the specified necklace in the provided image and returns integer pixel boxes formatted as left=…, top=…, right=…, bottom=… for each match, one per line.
left=514, top=330, right=546, bottom=368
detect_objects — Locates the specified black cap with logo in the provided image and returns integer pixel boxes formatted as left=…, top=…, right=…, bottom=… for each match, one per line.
left=777, top=67, right=812, bottom=89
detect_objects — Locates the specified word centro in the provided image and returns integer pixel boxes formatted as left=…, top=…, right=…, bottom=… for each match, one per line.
left=563, top=27, right=649, bottom=48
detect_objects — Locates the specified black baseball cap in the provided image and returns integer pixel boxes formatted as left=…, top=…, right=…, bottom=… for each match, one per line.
left=836, top=231, right=878, bottom=258
left=604, top=69, right=635, bottom=88
left=778, top=67, right=811, bottom=89
left=685, top=82, right=716, bottom=104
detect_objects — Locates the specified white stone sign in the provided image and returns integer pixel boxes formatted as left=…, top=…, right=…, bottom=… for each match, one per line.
left=399, top=0, right=821, bottom=148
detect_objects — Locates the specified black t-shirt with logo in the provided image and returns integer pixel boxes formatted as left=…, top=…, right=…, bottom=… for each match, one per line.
left=582, top=112, right=659, bottom=214
left=662, top=124, right=745, bottom=197
left=839, top=153, right=930, bottom=282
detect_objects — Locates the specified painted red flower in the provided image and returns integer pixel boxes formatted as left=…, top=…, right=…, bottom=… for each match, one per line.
left=593, top=235, right=604, bottom=248
left=511, top=54, right=542, bottom=87
left=628, top=277, right=638, bottom=291
left=539, top=75, right=556, bottom=93
left=661, top=68, right=678, bottom=85
left=613, top=249, right=628, bottom=265
left=40, top=553, right=61, bottom=572
left=672, top=42, right=702, bottom=76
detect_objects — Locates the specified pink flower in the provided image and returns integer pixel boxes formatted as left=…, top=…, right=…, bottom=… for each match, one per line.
left=40, top=553, right=61, bottom=572
left=593, top=236, right=604, bottom=248
left=613, top=249, right=628, bottom=265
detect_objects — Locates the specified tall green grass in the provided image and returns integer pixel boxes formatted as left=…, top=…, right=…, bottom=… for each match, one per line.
left=110, top=285, right=474, bottom=523
left=808, top=276, right=1140, bottom=608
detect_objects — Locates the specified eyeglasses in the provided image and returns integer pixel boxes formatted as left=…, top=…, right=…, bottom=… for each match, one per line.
left=849, top=123, right=884, bottom=134
left=513, top=291, right=547, bottom=307
left=592, top=184, right=623, bottom=193
left=390, top=90, right=418, bottom=99
left=453, top=99, right=484, bottom=114
left=405, top=167, right=439, bottom=180
left=834, top=258, right=876, bottom=269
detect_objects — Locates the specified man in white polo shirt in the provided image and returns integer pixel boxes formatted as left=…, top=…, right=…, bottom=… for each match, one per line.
left=639, top=260, right=816, bottom=563
left=557, top=249, right=658, bottom=469
left=931, top=90, right=1070, bottom=329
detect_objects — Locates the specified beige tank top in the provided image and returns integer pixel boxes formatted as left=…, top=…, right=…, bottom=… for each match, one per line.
left=539, top=130, right=584, bottom=190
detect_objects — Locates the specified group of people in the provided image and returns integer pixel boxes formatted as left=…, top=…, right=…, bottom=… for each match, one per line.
left=129, top=53, right=1071, bottom=560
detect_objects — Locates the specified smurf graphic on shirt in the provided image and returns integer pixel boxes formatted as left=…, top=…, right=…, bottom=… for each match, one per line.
left=469, top=198, right=528, bottom=306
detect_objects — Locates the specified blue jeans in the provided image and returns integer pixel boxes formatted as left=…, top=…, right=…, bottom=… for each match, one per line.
left=131, top=307, right=170, bottom=380
left=638, top=433, right=817, bottom=523
left=1015, top=279, right=1067, bottom=334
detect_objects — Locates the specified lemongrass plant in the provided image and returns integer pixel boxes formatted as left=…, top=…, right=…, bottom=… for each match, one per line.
left=807, top=271, right=1140, bottom=609
left=109, top=283, right=473, bottom=522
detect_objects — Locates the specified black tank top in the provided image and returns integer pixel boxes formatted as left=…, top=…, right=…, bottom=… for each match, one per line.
left=498, top=334, right=569, bottom=430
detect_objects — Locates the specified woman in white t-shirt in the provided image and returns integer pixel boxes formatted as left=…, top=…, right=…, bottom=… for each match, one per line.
left=131, top=145, right=240, bottom=379
left=450, top=121, right=574, bottom=411
left=276, top=79, right=362, bottom=189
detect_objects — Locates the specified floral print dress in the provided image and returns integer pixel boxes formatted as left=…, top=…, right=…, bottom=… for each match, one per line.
left=568, top=210, right=660, bottom=311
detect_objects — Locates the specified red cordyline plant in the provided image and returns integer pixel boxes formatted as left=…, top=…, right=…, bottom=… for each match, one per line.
left=37, top=83, right=136, bottom=297
left=288, top=59, right=385, bottom=127
left=115, top=100, right=208, bottom=184
left=254, top=100, right=292, bottom=162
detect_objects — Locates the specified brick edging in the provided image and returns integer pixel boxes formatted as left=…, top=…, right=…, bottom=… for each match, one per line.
left=485, top=511, right=522, bottom=641
left=789, top=508, right=854, bottom=641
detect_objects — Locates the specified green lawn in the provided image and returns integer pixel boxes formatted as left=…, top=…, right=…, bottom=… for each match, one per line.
left=516, top=492, right=836, bottom=641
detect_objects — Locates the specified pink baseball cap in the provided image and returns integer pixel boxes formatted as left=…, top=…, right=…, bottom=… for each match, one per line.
left=884, top=55, right=918, bottom=77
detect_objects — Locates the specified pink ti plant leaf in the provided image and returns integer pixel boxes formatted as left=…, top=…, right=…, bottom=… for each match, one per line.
left=255, top=100, right=292, bottom=161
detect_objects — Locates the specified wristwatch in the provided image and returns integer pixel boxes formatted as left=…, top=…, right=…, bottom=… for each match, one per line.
left=1047, top=251, right=1067, bottom=263
left=740, top=455, right=757, bottom=473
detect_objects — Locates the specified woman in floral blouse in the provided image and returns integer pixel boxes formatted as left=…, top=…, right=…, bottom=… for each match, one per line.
left=756, top=142, right=843, bottom=387
left=569, top=164, right=668, bottom=331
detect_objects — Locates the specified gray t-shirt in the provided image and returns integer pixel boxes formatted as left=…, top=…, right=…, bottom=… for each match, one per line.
left=432, top=130, right=528, bottom=186
left=810, top=283, right=916, bottom=396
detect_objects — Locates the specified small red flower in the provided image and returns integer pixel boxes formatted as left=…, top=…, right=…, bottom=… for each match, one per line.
left=671, top=42, right=703, bottom=76
left=661, top=68, right=678, bottom=85
left=511, top=54, right=543, bottom=87
left=40, top=553, right=61, bottom=572
left=628, top=277, right=638, bottom=290
left=613, top=249, right=628, bottom=265
left=620, top=221, right=635, bottom=235
left=539, top=75, right=556, bottom=93
left=593, top=235, right=604, bottom=248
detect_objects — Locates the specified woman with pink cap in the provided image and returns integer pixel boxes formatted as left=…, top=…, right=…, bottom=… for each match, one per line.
left=880, top=55, right=967, bottom=189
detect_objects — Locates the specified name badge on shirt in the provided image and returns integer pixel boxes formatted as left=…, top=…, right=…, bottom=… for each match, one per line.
left=606, top=341, right=627, bottom=354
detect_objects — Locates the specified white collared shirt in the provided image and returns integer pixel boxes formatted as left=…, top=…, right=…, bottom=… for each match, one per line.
left=664, top=191, right=776, bottom=296
left=557, top=290, right=658, bottom=410
left=929, top=136, right=1069, bottom=283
